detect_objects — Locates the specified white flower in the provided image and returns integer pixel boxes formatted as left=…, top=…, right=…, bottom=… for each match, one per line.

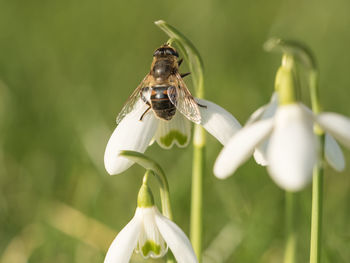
left=246, top=93, right=346, bottom=172
left=104, top=98, right=241, bottom=175
left=104, top=206, right=198, bottom=263
left=214, top=102, right=350, bottom=191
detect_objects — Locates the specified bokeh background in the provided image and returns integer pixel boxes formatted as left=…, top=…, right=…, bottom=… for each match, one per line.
left=0, top=0, right=349, bottom=262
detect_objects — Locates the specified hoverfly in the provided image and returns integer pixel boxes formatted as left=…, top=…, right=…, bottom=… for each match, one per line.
left=116, top=44, right=206, bottom=125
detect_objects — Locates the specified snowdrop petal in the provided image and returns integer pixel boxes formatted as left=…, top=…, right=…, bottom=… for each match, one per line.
left=245, top=104, right=267, bottom=125
left=261, top=93, right=278, bottom=118
left=104, top=212, right=141, bottom=263
left=154, top=111, right=191, bottom=149
left=268, top=104, right=317, bottom=191
left=248, top=93, right=278, bottom=166
left=104, top=100, right=159, bottom=175
left=155, top=212, right=198, bottom=263
left=196, top=98, right=241, bottom=145
left=316, top=112, right=350, bottom=149
left=325, top=133, right=345, bottom=172
left=214, top=119, right=274, bottom=179
left=253, top=139, right=269, bottom=166
left=246, top=92, right=278, bottom=125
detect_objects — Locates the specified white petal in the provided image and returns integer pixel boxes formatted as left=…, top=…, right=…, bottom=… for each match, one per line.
left=104, top=100, right=159, bottom=175
left=196, top=98, right=242, bottom=145
left=154, top=111, right=191, bottom=149
left=246, top=92, right=278, bottom=125
left=245, top=104, right=267, bottom=125
left=267, top=104, right=317, bottom=191
left=248, top=93, right=278, bottom=166
left=325, top=133, right=345, bottom=172
left=316, top=112, right=350, bottom=149
left=214, top=119, right=274, bottom=179
left=261, top=92, right=278, bottom=119
left=253, top=138, right=269, bottom=166
left=155, top=210, right=198, bottom=263
left=104, top=211, right=141, bottom=263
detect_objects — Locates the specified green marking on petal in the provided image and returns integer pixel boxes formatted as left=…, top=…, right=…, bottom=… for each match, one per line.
left=160, top=130, right=188, bottom=147
left=142, top=240, right=162, bottom=257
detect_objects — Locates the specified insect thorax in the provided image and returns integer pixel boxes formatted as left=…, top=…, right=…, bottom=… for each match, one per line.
left=151, top=58, right=176, bottom=80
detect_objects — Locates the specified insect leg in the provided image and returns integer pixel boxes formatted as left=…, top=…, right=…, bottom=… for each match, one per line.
left=180, top=72, right=191, bottom=78
left=178, top=58, right=183, bottom=66
left=139, top=105, right=151, bottom=121
left=197, top=102, right=207, bottom=108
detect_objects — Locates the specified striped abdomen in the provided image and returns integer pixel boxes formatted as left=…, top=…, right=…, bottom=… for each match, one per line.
left=151, top=85, right=176, bottom=120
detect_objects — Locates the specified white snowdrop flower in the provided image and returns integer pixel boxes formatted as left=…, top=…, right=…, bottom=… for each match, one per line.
left=104, top=185, right=198, bottom=263
left=214, top=102, right=350, bottom=191
left=104, top=98, right=241, bottom=175
left=246, top=92, right=346, bottom=172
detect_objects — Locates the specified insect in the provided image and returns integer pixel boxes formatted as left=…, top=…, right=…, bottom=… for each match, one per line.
left=116, top=43, right=206, bottom=125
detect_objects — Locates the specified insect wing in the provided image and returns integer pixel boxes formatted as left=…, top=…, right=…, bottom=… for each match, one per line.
left=116, top=75, right=150, bottom=125
left=168, top=74, right=201, bottom=124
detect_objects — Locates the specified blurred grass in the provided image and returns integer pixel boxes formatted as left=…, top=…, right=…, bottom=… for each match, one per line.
left=0, top=0, right=349, bottom=262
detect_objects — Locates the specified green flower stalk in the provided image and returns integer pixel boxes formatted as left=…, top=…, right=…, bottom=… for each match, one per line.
left=308, top=68, right=324, bottom=263
left=120, top=150, right=173, bottom=219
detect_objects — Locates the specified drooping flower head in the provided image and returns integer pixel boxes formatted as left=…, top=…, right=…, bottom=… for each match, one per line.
left=214, top=54, right=350, bottom=191
left=104, top=182, right=198, bottom=263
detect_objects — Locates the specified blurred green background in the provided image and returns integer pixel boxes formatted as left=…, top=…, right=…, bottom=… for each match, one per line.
left=0, top=0, right=349, bottom=262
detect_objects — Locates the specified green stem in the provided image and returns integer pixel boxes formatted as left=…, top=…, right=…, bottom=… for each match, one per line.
left=309, top=71, right=322, bottom=114
left=284, top=191, right=297, bottom=263
left=191, top=125, right=205, bottom=262
left=150, top=169, right=173, bottom=220
left=310, top=161, right=324, bottom=263
left=119, top=150, right=173, bottom=219
left=190, top=56, right=205, bottom=262
left=309, top=70, right=325, bottom=263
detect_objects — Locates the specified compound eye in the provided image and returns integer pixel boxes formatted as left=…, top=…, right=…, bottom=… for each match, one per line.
left=153, top=47, right=179, bottom=57
left=164, top=48, right=178, bottom=57
left=153, top=49, right=161, bottom=57
left=170, top=49, right=179, bottom=57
